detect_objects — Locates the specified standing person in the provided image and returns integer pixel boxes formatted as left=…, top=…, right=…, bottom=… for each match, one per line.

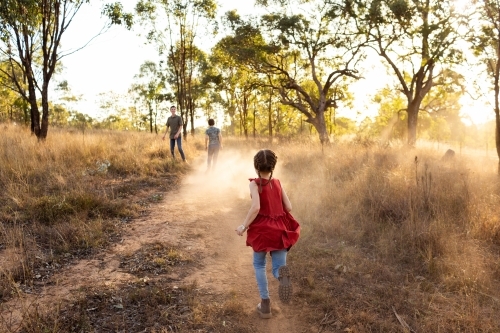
left=205, top=119, right=222, bottom=172
left=235, top=149, right=300, bottom=319
left=162, top=106, right=186, bottom=162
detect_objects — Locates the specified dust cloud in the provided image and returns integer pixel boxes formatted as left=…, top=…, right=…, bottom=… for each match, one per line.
left=181, top=147, right=263, bottom=203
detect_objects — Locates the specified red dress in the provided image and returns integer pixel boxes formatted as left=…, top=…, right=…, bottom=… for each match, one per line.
left=246, top=178, right=300, bottom=252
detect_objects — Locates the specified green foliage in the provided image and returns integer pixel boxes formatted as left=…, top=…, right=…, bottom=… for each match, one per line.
left=0, top=61, right=28, bottom=123
left=350, top=0, right=467, bottom=145
left=388, top=0, right=411, bottom=21
left=333, top=116, right=357, bottom=136
left=51, top=104, right=70, bottom=126
left=102, top=2, right=133, bottom=29
left=368, top=0, right=384, bottom=23
left=69, top=111, right=94, bottom=132
left=372, top=87, right=408, bottom=140
left=221, top=0, right=362, bottom=143
left=129, top=61, right=167, bottom=133
left=0, top=0, right=96, bottom=139
left=133, top=0, right=218, bottom=135
left=371, top=70, right=467, bottom=145
left=428, top=117, right=451, bottom=142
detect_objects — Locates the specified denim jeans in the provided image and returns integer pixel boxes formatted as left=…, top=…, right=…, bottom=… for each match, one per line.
left=253, top=249, right=287, bottom=299
left=170, top=137, right=186, bottom=160
left=207, top=144, right=220, bottom=170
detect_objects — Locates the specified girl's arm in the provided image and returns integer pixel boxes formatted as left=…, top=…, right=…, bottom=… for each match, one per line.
left=236, top=181, right=260, bottom=236
left=282, top=185, right=292, bottom=212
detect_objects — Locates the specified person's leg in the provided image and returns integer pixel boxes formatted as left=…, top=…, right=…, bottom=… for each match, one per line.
left=176, top=137, right=186, bottom=161
left=271, top=249, right=292, bottom=302
left=169, top=138, right=175, bottom=158
left=253, top=251, right=269, bottom=299
left=212, top=145, right=220, bottom=169
left=270, top=249, right=287, bottom=279
left=207, top=146, right=214, bottom=170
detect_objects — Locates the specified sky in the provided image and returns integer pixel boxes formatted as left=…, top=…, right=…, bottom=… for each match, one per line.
left=57, top=0, right=495, bottom=126
left=58, top=0, right=259, bottom=120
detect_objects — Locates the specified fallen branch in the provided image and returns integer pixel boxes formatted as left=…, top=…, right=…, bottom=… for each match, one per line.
left=392, top=306, right=416, bottom=333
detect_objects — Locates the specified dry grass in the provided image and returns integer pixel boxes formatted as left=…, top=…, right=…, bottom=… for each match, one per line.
left=119, top=242, right=194, bottom=276
left=0, top=124, right=197, bottom=301
left=2, top=127, right=500, bottom=331
left=276, top=141, right=500, bottom=332
left=15, top=280, right=245, bottom=333
left=14, top=276, right=251, bottom=333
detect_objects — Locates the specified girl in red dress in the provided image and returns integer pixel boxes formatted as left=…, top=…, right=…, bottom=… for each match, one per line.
left=235, top=149, right=300, bottom=319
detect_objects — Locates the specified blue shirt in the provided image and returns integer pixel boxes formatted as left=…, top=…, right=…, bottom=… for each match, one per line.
left=205, top=126, right=220, bottom=146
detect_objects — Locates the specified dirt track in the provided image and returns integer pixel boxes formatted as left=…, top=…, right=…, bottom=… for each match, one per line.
left=1, top=151, right=307, bottom=332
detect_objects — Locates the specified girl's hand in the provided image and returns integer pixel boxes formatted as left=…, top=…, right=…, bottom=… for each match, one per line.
left=235, top=224, right=247, bottom=236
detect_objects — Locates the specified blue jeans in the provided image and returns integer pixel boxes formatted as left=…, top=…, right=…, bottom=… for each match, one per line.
left=170, top=137, right=186, bottom=160
left=253, top=250, right=287, bottom=299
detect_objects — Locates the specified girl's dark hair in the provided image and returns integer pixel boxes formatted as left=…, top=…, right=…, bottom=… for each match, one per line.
left=253, top=149, right=278, bottom=192
left=208, top=119, right=215, bottom=126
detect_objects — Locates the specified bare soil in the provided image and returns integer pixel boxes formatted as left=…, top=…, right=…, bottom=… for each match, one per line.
left=0, top=154, right=308, bottom=332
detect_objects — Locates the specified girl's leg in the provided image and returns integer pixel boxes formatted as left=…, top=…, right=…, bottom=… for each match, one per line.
left=270, top=249, right=287, bottom=279
left=253, top=251, right=269, bottom=299
left=271, top=249, right=292, bottom=302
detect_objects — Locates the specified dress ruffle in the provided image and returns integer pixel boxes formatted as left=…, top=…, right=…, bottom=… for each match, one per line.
left=245, top=178, right=300, bottom=252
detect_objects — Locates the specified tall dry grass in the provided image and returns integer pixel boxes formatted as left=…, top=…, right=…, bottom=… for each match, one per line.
left=275, top=141, right=500, bottom=331
left=0, top=124, right=198, bottom=301
left=2, top=128, right=500, bottom=331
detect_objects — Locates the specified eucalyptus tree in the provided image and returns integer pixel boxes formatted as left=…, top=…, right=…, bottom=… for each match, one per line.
left=0, top=0, right=131, bottom=139
left=129, top=61, right=166, bottom=133
left=234, top=74, right=261, bottom=139
left=205, top=40, right=266, bottom=138
left=205, top=40, right=245, bottom=135
left=347, top=0, right=466, bottom=146
left=222, top=0, right=362, bottom=144
left=164, top=42, right=208, bottom=135
left=372, top=69, right=464, bottom=142
left=470, top=0, right=500, bottom=170
left=135, top=0, right=217, bottom=137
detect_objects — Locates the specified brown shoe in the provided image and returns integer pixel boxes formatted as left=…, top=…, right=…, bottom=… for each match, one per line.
left=257, top=298, right=271, bottom=319
left=278, top=265, right=292, bottom=303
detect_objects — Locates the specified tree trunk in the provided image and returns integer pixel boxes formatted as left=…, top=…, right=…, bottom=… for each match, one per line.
left=253, top=98, right=256, bottom=139
left=154, top=104, right=158, bottom=134
left=27, top=78, right=40, bottom=136
left=229, top=115, right=235, bottom=135
left=310, top=110, right=329, bottom=144
left=407, top=102, right=419, bottom=146
left=39, top=85, right=50, bottom=139
left=243, top=93, right=248, bottom=139
left=189, top=98, right=195, bottom=136
left=22, top=102, right=29, bottom=125
left=268, top=90, right=273, bottom=139
left=149, top=104, right=153, bottom=133
left=494, top=27, right=500, bottom=171
left=495, top=100, right=500, bottom=164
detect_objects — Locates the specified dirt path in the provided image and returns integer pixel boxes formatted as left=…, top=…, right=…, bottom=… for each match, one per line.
left=1, top=151, right=307, bottom=332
